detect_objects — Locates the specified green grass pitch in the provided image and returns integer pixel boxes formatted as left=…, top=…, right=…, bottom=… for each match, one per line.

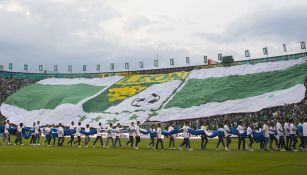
left=0, top=136, right=306, bottom=175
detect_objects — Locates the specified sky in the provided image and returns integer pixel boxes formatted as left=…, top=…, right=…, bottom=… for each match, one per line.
left=0, top=0, right=307, bottom=73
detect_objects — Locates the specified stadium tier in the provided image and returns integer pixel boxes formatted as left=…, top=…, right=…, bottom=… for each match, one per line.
left=0, top=52, right=306, bottom=80
left=1, top=53, right=306, bottom=127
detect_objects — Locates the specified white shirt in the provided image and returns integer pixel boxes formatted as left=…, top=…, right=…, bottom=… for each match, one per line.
left=269, top=126, right=275, bottom=135
left=128, top=125, right=135, bottom=137
left=263, top=124, right=269, bottom=138
left=107, top=126, right=113, bottom=137
left=284, top=123, right=290, bottom=136
left=58, top=127, right=64, bottom=137
left=276, top=122, right=284, bottom=136
left=96, top=126, right=102, bottom=136
left=34, top=125, right=40, bottom=134
left=44, top=127, right=50, bottom=134
left=157, top=127, right=162, bottom=139
left=115, top=127, right=121, bottom=137
left=17, top=125, right=23, bottom=133
left=303, top=122, right=307, bottom=136
left=4, top=123, right=9, bottom=134
left=135, top=125, right=140, bottom=137
left=290, top=123, right=297, bottom=135
left=182, top=125, right=189, bottom=138
left=85, top=127, right=90, bottom=134
left=75, top=126, right=81, bottom=136
left=224, top=125, right=230, bottom=137
left=69, top=125, right=75, bottom=130
left=237, top=125, right=244, bottom=134
left=247, top=126, right=252, bottom=136
left=168, top=126, right=175, bottom=137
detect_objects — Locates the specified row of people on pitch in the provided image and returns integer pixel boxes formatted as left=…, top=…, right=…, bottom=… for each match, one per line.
left=2, top=120, right=42, bottom=146
left=63, top=121, right=141, bottom=148
left=4, top=119, right=307, bottom=152
left=258, top=118, right=306, bottom=151
left=216, top=118, right=307, bottom=152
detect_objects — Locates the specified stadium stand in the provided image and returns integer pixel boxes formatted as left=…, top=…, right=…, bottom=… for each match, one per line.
left=0, top=52, right=306, bottom=126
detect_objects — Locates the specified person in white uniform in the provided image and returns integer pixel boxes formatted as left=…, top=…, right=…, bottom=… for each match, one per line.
left=155, top=123, right=164, bottom=150
left=126, top=122, right=135, bottom=148
left=276, top=118, right=286, bottom=151
left=84, top=124, right=91, bottom=147
left=67, top=121, right=75, bottom=146
left=168, top=123, right=176, bottom=149
left=105, top=123, right=114, bottom=148
left=74, top=122, right=82, bottom=147
left=93, top=123, right=103, bottom=148
left=246, top=123, right=254, bottom=151
left=179, top=121, right=193, bottom=151
left=262, top=121, right=270, bottom=151
left=289, top=119, right=298, bottom=151
left=14, top=123, right=24, bottom=145
left=284, top=119, right=292, bottom=150
left=302, top=118, right=307, bottom=151
left=237, top=121, right=245, bottom=151
left=57, top=123, right=64, bottom=146
left=134, top=121, right=141, bottom=149
left=3, top=120, right=11, bottom=145
left=113, top=123, right=122, bottom=148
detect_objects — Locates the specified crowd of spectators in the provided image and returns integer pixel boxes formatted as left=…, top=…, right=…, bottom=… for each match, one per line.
left=0, top=78, right=36, bottom=103
left=0, top=78, right=37, bottom=124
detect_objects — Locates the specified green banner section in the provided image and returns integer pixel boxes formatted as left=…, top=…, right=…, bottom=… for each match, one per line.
left=5, top=84, right=104, bottom=111
left=165, top=63, right=307, bottom=109
left=83, top=72, right=188, bottom=113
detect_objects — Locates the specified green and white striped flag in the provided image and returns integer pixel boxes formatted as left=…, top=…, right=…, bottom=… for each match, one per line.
left=152, top=57, right=307, bottom=122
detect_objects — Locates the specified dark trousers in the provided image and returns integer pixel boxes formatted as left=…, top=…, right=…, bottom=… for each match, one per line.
left=52, top=137, right=56, bottom=145
left=299, top=136, right=304, bottom=149
left=74, top=136, right=81, bottom=146
left=286, top=136, right=292, bottom=150
left=262, top=137, right=269, bottom=151
left=44, top=134, right=51, bottom=145
left=84, top=136, right=90, bottom=146
left=278, top=135, right=285, bottom=149
left=269, top=134, right=278, bottom=150
left=67, top=135, right=74, bottom=146
left=156, top=138, right=164, bottom=149
left=216, top=136, right=225, bottom=148
left=58, top=137, right=64, bottom=146
left=14, top=132, right=22, bottom=145
left=180, top=138, right=190, bottom=149
left=36, top=134, right=40, bottom=144
left=126, top=136, right=134, bottom=147
left=106, top=137, right=114, bottom=147
left=225, top=136, right=231, bottom=148
left=169, top=136, right=175, bottom=148
left=290, top=134, right=297, bottom=150
left=303, top=136, right=307, bottom=149
left=248, top=135, right=253, bottom=148
left=135, top=136, right=141, bottom=147
left=30, top=135, right=36, bottom=144
left=201, top=135, right=208, bottom=150
left=93, top=136, right=103, bottom=146
left=148, top=137, right=155, bottom=147
left=260, top=140, right=264, bottom=149
left=114, top=136, right=121, bottom=147
left=238, top=136, right=245, bottom=150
